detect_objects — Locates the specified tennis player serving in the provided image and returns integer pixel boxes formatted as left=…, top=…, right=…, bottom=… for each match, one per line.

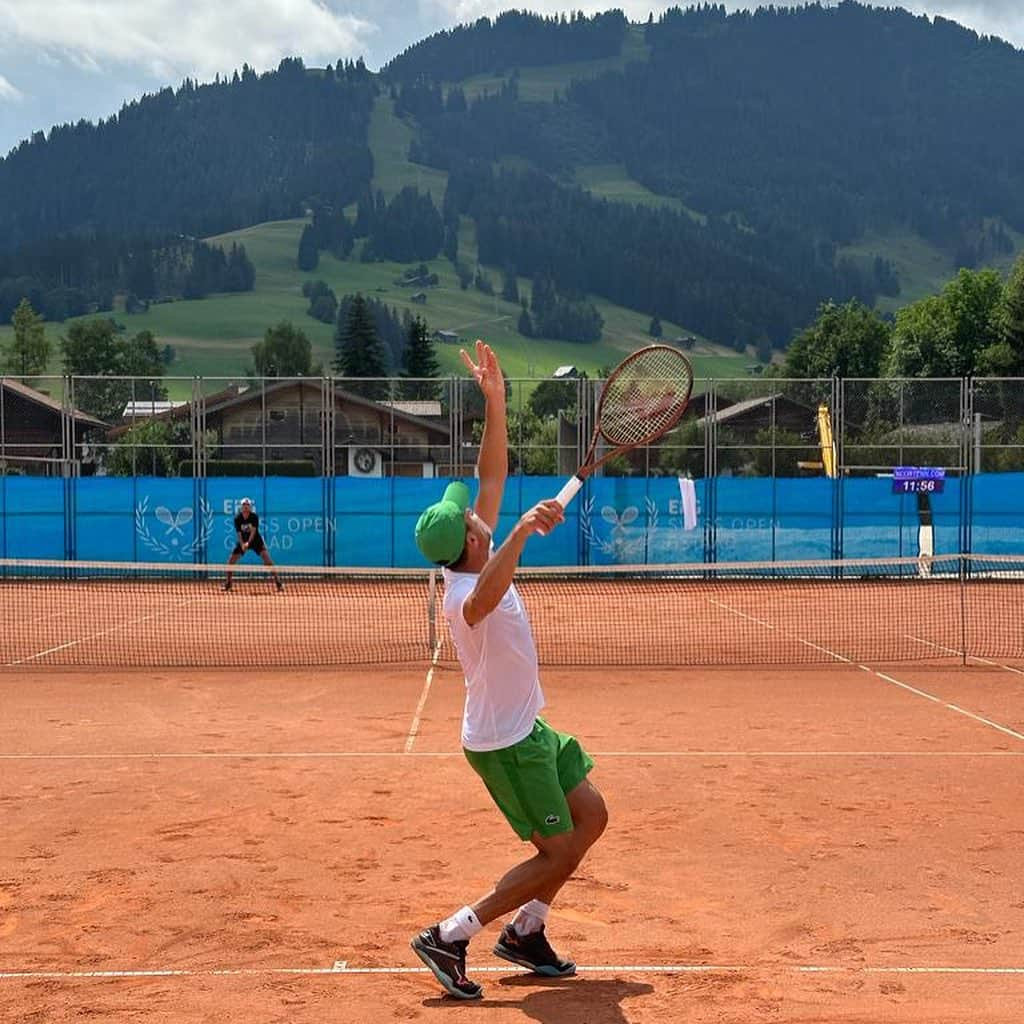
left=411, top=341, right=608, bottom=1000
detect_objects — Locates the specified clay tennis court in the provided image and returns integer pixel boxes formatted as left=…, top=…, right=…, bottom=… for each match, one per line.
left=3, top=565, right=1024, bottom=1022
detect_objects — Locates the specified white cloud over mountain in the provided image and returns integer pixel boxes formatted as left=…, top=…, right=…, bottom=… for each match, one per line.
left=0, top=1, right=375, bottom=81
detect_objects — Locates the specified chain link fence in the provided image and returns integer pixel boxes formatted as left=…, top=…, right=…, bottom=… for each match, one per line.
left=1, top=373, right=1019, bottom=480
left=3, top=372, right=1023, bottom=564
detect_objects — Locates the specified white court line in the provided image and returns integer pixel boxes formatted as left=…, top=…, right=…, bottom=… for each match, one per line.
left=4, top=962, right=1024, bottom=981
left=868, top=669, right=1024, bottom=742
left=906, top=634, right=1024, bottom=677
left=707, top=598, right=852, bottom=663
left=4, top=598, right=199, bottom=667
left=404, top=642, right=442, bottom=754
left=708, top=599, right=1024, bottom=744
left=4, top=750, right=1024, bottom=761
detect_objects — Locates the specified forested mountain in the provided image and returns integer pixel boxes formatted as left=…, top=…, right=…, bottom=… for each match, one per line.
left=393, top=3, right=1024, bottom=262
left=0, top=57, right=376, bottom=250
left=383, top=9, right=629, bottom=82
left=1, top=4, right=1022, bottom=351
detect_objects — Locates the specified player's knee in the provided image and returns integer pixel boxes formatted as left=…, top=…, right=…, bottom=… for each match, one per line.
left=588, top=798, right=609, bottom=843
left=539, top=836, right=578, bottom=878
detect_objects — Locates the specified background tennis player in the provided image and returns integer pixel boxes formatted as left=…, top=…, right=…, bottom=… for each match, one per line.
left=411, top=341, right=608, bottom=1000
left=223, top=497, right=283, bottom=592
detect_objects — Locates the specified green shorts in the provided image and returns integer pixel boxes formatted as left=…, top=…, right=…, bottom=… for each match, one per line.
left=463, top=718, right=594, bottom=841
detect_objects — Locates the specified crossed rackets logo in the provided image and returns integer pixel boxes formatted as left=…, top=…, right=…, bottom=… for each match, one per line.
left=134, top=497, right=215, bottom=559
left=580, top=496, right=659, bottom=561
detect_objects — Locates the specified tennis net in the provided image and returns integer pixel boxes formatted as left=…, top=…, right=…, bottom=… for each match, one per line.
left=1, top=554, right=1021, bottom=669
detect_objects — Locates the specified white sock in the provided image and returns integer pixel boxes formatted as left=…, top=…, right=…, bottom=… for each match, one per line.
left=512, top=900, right=549, bottom=937
left=438, top=906, right=483, bottom=944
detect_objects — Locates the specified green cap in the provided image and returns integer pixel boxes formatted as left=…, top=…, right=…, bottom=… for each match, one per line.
left=415, top=481, right=471, bottom=565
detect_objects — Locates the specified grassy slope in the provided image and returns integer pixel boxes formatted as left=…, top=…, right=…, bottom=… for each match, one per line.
left=459, top=24, right=651, bottom=103
left=841, top=225, right=1024, bottom=315
left=0, top=214, right=745, bottom=401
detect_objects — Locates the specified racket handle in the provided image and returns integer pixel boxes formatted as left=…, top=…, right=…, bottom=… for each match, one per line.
left=537, top=476, right=584, bottom=537
left=554, top=475, right=584, bottom=509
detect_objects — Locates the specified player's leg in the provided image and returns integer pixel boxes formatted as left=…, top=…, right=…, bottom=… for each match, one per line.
left=258, top=546, right=283, bottom=591
left=223, top=549, right=242, bottom=591
left=517, top=777, right=607, bottom=908
left=492, top=777, right=607, bottom=975
left=411, top=832, right=579, bottom=1000
left=413, top=721, right=601, bottom=993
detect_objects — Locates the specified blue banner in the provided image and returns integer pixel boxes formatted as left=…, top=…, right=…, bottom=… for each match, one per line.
left=1, top=472, right=1021, bottom=566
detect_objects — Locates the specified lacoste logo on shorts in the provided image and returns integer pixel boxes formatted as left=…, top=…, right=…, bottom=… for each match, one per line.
left=544, top=814, right=560, bottom=826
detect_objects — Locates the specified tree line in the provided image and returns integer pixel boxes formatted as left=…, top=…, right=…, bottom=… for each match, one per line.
left=0, top=236, right=255, bottom=324
left=0, top=57, right=376, bottom=251
left=383, top=10, right=628, bottom=83
left=447, top=162, right=872, bottom=347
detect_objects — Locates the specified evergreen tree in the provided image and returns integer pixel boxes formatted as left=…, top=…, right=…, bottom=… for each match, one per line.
left=517, top=304, right=533, bottom=337
left=297, top=225, right=319, bottom=272
left=443, top=224, right=458, bottom=264
left=397, top=316, right=441, bottom=400
left=6, top=298, right=50, bottom=376
left=334, top=293, right=390, bottom=400
left=501, top=265, right=520, bottom=304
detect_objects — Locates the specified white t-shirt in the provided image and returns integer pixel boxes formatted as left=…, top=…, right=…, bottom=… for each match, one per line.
left=442, top=567, right=545, bottom=753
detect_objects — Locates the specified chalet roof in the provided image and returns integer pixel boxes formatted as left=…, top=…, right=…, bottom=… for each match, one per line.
left=1, top=377, right=107, bottom=428
left=123, top=400, right=187, bottom=419
left=106, top=378, right=450, bottom=439
left=382, top=399, right=443, bottom=418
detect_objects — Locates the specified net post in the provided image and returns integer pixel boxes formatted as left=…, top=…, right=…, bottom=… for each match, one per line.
left=427, top=569, right=438, bottom=657
left=960, top=553, right=968, bottom=667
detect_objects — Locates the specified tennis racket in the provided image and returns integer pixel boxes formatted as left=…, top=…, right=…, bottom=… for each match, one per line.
left=553, top=344, right=694, bottom=510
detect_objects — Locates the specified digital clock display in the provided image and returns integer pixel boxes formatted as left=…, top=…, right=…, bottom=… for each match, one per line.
left=892, top=477, right=944, bottom=493
left=891, top=466, right=946, bottom=494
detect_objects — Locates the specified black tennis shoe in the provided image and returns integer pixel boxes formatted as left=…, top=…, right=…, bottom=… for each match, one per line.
left=411, top=925, right=483, bottom=1000
left=493, top=923, right=576, bottom=977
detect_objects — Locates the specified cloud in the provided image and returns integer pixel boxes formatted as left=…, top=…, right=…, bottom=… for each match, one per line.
left=0, top=0, right=378, bottom=82
left=0, top=73, right=24, bottom=101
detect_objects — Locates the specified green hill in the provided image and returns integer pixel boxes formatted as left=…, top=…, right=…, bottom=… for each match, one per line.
left=0, top=217, right=747, bottom=399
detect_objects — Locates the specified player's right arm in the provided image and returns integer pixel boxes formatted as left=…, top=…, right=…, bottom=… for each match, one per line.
left=462, top=501, right=563, bottom=626
left=461, top=341, right=506, bottom=532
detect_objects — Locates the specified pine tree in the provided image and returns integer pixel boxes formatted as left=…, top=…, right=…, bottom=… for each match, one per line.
left=334, top=293, right=390, bottom=400
left=502, top=265, right=520, bottom=304
left=397, top=316, right=441, bottom=400
left=517, top=304, right=533, bottom=337
left=6, top=298, right=50, bottom=377
left=297, top=225, right=319, bottom=272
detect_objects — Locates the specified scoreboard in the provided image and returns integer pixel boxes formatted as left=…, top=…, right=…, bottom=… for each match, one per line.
left=891, top=466, right=945, bottom=494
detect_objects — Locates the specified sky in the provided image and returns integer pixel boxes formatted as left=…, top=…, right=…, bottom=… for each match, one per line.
left=0, top=1, right=1022, bottom=157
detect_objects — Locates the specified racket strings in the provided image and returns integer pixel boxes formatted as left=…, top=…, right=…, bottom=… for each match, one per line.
left=599, top=349, right=693, bottom=446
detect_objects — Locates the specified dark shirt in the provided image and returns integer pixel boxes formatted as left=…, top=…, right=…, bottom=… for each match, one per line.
left=234, top=511, right=260, bottom=542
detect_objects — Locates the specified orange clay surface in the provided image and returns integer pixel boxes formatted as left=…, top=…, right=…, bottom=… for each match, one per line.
left=3, top=662, right=1024, bottom=1022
